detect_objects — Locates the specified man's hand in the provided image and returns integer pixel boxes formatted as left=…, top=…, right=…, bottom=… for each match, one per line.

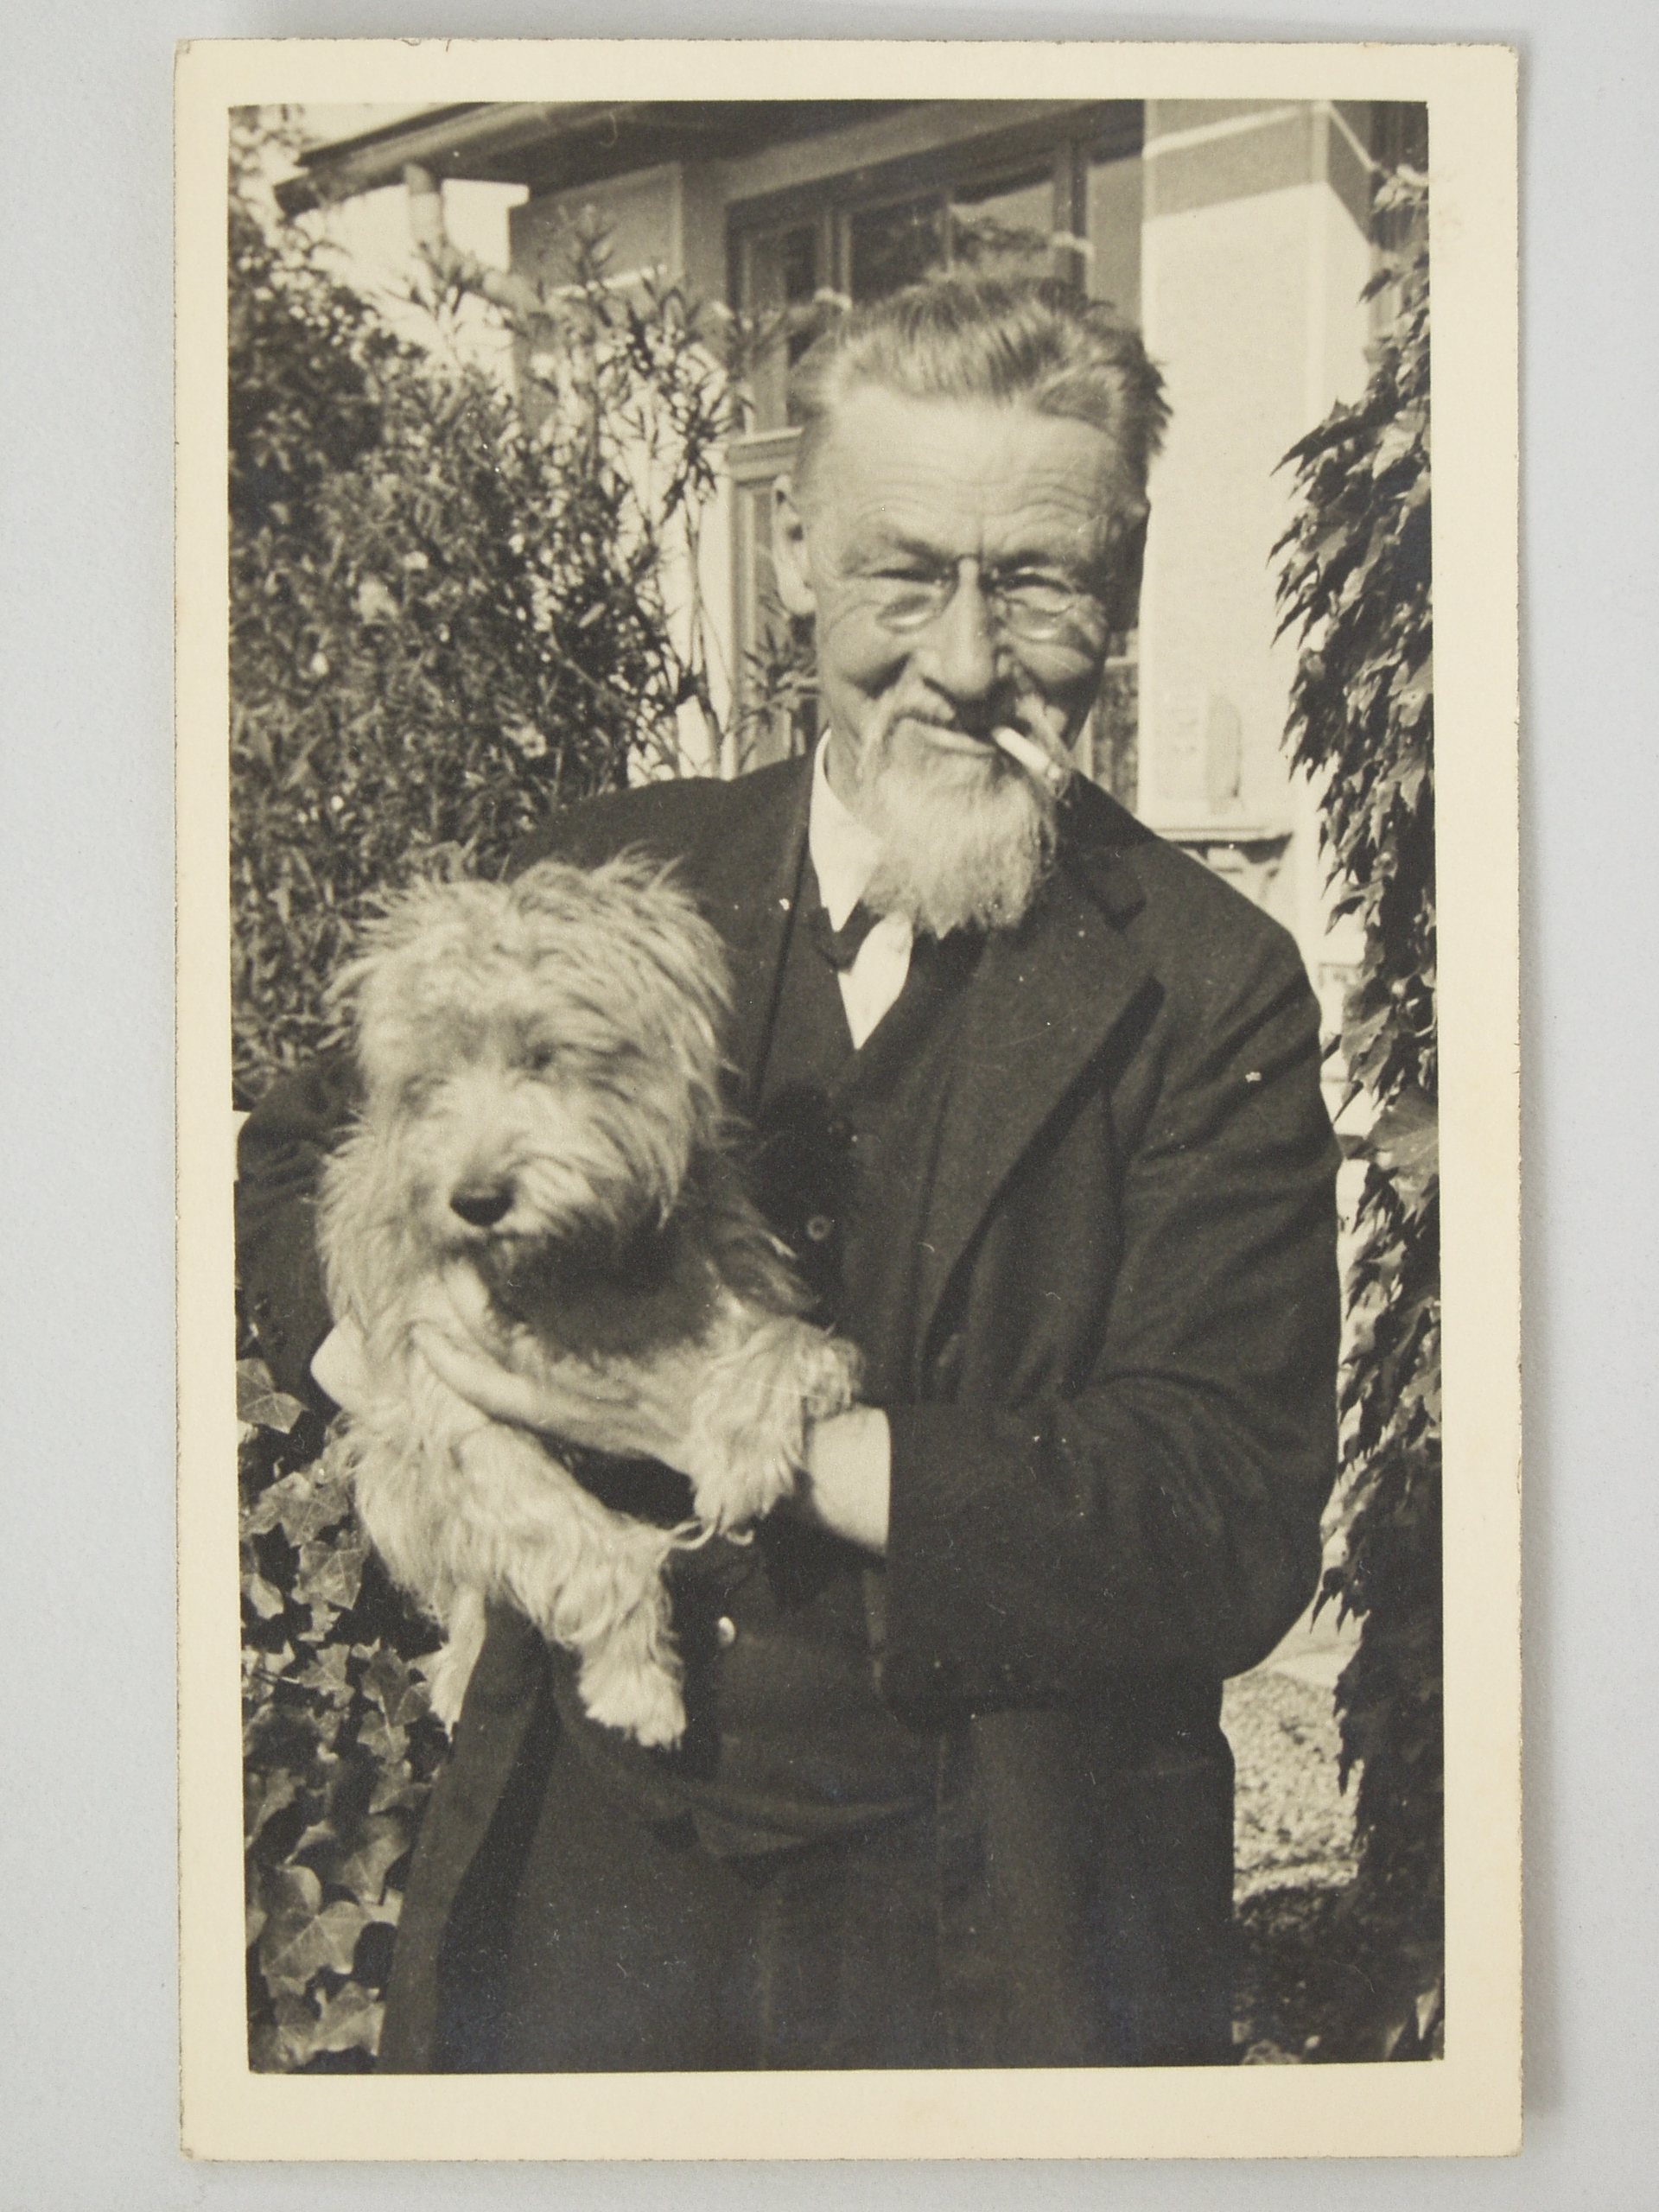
left=796, top=1406, right=891, bottom=1555
left=409, top=1264, right=710, bottom=1478
left=314, top=1270, right=892, bottom=1552
left=311, top=1320, right=373, bottom=1415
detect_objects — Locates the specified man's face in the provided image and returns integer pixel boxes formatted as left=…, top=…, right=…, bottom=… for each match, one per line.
left=775, top=385, right=1132, bottom=809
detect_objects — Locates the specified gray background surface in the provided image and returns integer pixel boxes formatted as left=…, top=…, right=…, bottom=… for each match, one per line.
left=5, top=2, right=1650, bottom=2202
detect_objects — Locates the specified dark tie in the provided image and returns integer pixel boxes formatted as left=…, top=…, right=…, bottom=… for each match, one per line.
left=807, top=900, right=880, bottom=973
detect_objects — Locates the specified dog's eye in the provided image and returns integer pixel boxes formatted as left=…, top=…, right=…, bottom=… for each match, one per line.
left=399, top=1074, right=435, bottom=1109
left=520, top=1042, right=558, bottom=1074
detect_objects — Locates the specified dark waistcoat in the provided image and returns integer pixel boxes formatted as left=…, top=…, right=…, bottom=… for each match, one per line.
left=537, top=874, right=982, bottom=1856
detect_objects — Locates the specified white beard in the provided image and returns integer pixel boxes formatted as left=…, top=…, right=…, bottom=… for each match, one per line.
left=856, top=729, right=1059, bottom=939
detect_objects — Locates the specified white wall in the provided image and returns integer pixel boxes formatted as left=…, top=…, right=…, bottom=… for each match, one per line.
left=1140, top=103, right=1373, bottom=1001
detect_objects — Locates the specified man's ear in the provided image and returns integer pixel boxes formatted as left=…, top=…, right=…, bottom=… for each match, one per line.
left=772, top=478, right=818, bottom=619
left=1104, top=509, right=1149, bottom=636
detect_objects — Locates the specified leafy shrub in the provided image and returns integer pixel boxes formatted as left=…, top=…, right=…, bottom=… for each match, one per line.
left=1274, top=168, right=1441, bottom=2058
left=230, top=118, right=741, bottom=1102
left=231, top=118, right=747, bottom=2066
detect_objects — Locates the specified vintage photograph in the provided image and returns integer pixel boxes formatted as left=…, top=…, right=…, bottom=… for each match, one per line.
left=177, top=42, right=1519, bottom=2160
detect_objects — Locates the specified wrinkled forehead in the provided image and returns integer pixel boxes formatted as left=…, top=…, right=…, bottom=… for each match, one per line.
left=796, top=385, right=1139, bottom=567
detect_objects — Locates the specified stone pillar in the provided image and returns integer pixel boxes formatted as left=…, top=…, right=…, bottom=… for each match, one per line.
left=1138, top=99, right=1376, bottom=976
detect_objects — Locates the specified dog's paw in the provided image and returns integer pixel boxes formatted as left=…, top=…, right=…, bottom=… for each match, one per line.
left=422, top=1644, right=476, bottom=1733
left=684, top=1317, right=861, bottom=1531
left=417, top=1588, right=489, bottom=1732
left=686, top=1442, right=795, bottom=1535
left=578, top=1655, right=687, bottom=1749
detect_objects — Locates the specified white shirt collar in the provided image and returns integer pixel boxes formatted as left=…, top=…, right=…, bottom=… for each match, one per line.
left=804, top=736, right=914, bottom=1048
left=807, top=734, right=884, bottom=929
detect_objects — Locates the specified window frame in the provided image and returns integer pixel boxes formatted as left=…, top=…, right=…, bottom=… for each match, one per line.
left=725, top=101, right=1139, bottom=313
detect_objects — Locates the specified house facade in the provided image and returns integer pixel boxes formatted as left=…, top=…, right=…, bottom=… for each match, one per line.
left=282, top=97, right=1426, bottom=1007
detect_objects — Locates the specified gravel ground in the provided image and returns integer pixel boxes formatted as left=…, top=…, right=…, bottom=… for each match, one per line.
left=1222, top=1612, right=1377, bottom=2063
left=1225, top=1663, right=1357, bottom=1900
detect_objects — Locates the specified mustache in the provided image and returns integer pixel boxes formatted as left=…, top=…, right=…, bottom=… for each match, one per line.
left=884, top=707, right=1003, bottom=750
left=882, top=706, right=1066, bottom=788
left=883, top=694, right=1056, bottom=742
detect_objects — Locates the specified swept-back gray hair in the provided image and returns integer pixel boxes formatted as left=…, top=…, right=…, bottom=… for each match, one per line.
left=787, top=274, right=1170, bottom=517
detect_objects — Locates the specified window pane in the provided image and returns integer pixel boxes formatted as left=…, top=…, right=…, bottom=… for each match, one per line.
left=849, top=194, right=947, bottom=299
left=1087, top=153, right=1141, bottom=320
left=779, top=225, right=817, bottom=304
left=744, top=225, right=821, bottom=428
left=747, top=223, right=818, bottom=313
left=948, top=166, right=1055, bottom=275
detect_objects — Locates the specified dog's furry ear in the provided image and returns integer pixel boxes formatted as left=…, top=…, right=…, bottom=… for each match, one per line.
left=511, top=849, right=734, bottom=1098
left=325, top=873, right=512, bottom=1033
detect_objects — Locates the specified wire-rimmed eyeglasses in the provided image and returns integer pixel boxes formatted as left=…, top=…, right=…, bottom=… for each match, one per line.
left=858, top=558, right=1109, bottom=647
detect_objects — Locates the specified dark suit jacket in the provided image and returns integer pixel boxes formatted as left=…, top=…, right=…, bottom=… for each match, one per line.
left=237, top=754, right=1341, bottom=2069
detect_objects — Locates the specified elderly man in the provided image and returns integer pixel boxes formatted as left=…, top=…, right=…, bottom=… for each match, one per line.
left=238, top=275, right=1340, bottom=2072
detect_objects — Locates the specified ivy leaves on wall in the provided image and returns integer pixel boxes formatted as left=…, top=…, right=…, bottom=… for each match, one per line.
left=1274, top=168, right=1443, bottom=2059
left=238, top=1359, right=448, bottom=2072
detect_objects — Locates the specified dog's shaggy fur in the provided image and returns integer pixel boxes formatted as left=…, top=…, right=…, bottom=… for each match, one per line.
left=319, top=855, right=859, bottom=1747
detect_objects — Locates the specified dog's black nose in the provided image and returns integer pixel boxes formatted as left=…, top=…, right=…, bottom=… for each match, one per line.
left=450, top=1184, right=513, bottom=1229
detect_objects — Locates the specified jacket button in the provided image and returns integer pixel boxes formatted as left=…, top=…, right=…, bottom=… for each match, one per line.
left=804, top=1214, right=834, bottom=1243
left=715, top=1616, right=737, bottom=1649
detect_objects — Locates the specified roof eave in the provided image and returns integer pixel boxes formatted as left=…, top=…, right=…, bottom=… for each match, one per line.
left=276, top=102, right=615, bottom=214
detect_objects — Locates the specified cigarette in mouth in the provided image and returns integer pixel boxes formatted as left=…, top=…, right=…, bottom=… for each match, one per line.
left=992, top=724, right=1071, bottom=796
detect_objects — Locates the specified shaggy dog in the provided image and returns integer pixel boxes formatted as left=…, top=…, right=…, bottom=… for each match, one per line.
left=319, top=855, right=860, bottom=1747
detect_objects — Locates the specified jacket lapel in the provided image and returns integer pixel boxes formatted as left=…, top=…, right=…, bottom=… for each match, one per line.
left=679, top=754, right=813, bottom=1105
left=916, top=796, right=1155, bottom=1345
left=685, top=758, right=1156, bottom=1343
